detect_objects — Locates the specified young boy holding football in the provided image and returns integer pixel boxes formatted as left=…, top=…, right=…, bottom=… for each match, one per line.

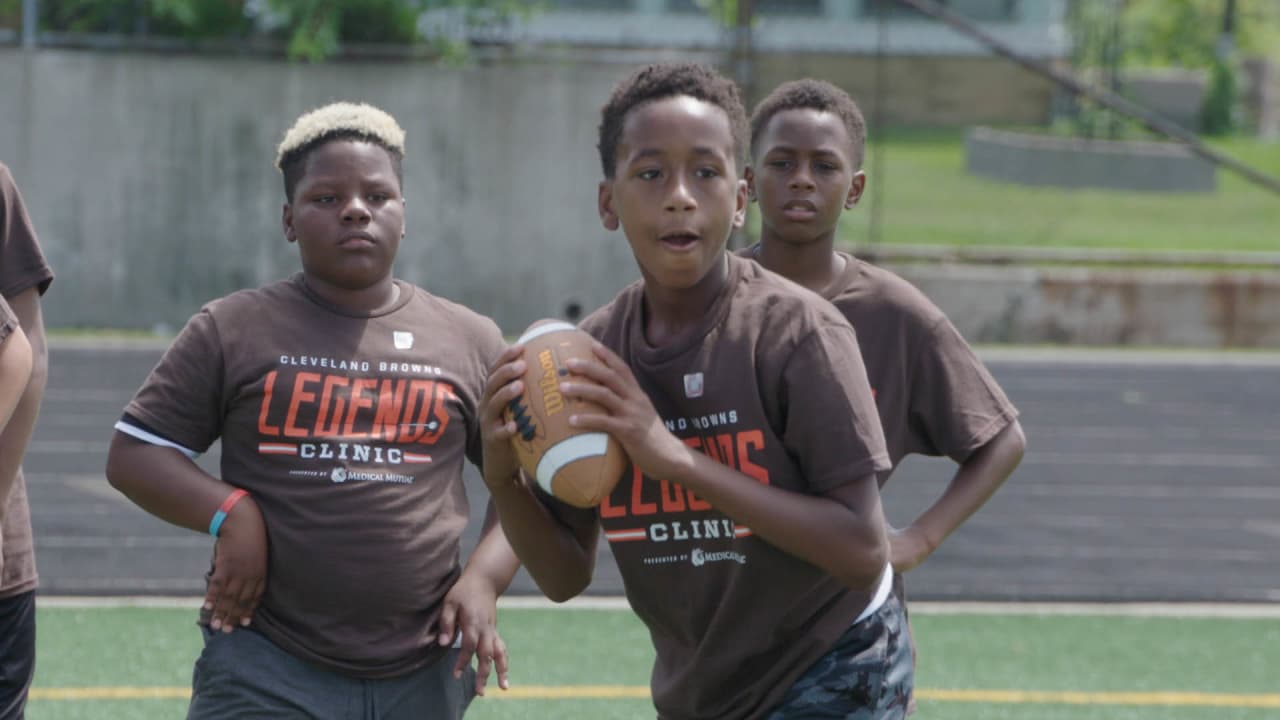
left=480, top=64, right=913, bottom=719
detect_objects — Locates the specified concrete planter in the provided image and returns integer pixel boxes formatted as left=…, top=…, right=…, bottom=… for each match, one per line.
left=965, top=126, right=1216, bottom=192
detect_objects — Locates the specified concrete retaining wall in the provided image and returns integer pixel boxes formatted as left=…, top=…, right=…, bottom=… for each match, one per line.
left=890, top=263, right=1280, bottom=349
left=2, top=48, right=1269, bottom=347
left=965, top=126, right=1217, bottom=192
left=0, top=47, right=1060, bottom=336
left=0, top=48, right=648, bottom=335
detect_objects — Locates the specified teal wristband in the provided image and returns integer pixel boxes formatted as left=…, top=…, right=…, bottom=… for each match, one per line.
left=209, top=489, right=249, bottom=537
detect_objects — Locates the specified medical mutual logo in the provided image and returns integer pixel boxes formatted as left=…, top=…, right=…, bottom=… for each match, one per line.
left=690, top=548, right=746, bottom=567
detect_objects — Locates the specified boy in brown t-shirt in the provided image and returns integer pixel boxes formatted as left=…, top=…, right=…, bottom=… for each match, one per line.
left=480, top=64, right=912, bottom=719
left=0, top=162, right=52, bottom=719
left=742, top=78, right=1027, bottom=709
left=105, top=103, right=515, bottom=719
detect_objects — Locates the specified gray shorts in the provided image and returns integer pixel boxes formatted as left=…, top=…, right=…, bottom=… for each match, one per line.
left=766, top=592, right=914, bottom=719
left=186, top=627, right=476, bottom=720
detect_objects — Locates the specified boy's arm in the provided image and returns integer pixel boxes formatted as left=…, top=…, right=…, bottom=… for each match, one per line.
left=106, top=432, right=267, bottom=631
left=480, top=344, right=600, bottom=602
left=562, top=342, right=889, bottom=592
left=437, top=501, right=516, bottom=695
left=891, top=419, right=1025, bottom=572
left=666, top=445, right=888, bottom=590
left=892, top=317, right=1026, bottom=572
left=0, top=288, right=46, bottom=519
left=0, top=323, right=32, bottom=439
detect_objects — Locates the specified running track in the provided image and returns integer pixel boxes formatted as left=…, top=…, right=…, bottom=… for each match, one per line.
left=24, top=342, right=1280, bottom=603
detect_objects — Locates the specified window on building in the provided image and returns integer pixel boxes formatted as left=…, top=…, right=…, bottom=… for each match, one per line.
left=862, top=0, right=1019, bottom=22
left=546, top=0, right=636, bottom=11
left=668, top=0, right=823, bottom=16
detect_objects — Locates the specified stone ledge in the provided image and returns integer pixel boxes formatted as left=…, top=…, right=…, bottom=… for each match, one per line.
left=965, top=126, right=1216, bottom=192
left=888, top=263, right=1280, bottom=348
left=855, top=243, right=1280, bottom=269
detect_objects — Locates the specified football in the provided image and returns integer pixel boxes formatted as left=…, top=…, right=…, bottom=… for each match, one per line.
left=505, top=319, right=627, bottom=508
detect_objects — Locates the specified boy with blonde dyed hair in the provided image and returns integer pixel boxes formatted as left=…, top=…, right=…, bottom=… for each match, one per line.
left=107, top=102, right=516, bottom=719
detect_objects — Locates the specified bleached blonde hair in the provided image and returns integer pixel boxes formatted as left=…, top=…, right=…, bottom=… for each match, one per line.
left=274, top=102, right=406, bottom=170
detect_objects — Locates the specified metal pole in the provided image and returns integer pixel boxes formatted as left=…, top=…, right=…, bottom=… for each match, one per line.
left=732, top=0, right=756, bottom=105
left=22, top=0, right=37, bottom=49
left=868, top=2, right=889, bottom=246
left=892, top=0, right=1280, bottom=196
left=1106, top=0, right=1124, bottom=140
left=1216, top=0, right=1236, bottom=59
left=728, top=0, right=755, bottom=251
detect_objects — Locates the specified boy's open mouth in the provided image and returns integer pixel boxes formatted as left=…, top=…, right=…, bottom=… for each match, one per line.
left=659, top=231, right=700, bottom=250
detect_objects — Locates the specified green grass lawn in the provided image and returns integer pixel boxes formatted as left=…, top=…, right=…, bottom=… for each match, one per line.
left=26, top=604, right=1280, bottom=720
left=841, top=131, right=1280, bottom=253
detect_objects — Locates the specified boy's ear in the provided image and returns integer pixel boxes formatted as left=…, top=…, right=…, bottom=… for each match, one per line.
left=744, top=165, right=757, bottom=203
left=732, top=178, right=749, bottom=229
left=845, top=172, right=867, bottom=210
left=598, top=180, right=620, bottom=231
left=282, top=203, right=297, bottom=243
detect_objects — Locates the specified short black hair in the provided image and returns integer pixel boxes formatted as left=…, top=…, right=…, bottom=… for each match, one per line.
left=750, top=79, right=867, bottom=169
left=276, top=102, right=406, bottom=201
left=597, top=62, right=748, bottom=178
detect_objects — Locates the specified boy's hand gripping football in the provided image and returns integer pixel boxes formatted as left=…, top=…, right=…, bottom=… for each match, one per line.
left=558, top=341, right=690, bottom=481
left=204, top=494, right=267, bottom=633
left=480, top=344, right=528, bottom=494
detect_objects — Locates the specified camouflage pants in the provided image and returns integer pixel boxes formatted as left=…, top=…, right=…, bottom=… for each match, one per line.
left=766, top=593, right=914, bottom=719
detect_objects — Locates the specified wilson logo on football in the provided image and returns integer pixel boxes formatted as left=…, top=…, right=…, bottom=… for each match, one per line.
left=505, top=319, right=627, bottom=509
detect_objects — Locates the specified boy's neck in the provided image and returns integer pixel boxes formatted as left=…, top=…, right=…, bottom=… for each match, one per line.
left=641, top=255, right=730, bottom=347
left=303, top=275, right=401, bottom=314
left=755, top=234, right=845, bottom=296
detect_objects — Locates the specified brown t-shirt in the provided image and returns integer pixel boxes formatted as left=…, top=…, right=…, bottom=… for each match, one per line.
left=123, top=275, right=505, bottom=678
left=576, top=254, right=890, bottom=720
left=0, top=162, right=53, bottom=598
left=740, top=248, right=1017, bottom=483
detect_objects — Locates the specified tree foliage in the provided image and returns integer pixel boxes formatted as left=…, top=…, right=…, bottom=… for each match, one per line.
left=1071, top=0, right=1280, bottom=72
left=1, top=0, right=524, bottom=60
left=1067, top=0, right=1280, bottom=136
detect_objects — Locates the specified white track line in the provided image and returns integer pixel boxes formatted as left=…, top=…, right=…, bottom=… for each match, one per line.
left=34, top=596, right=1280, bottom=618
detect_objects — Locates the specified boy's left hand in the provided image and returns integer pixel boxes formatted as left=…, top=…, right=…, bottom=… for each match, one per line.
left=559, top=341, right=691, bottom=482
left=438, top=571, right=510, bottom=696
left=889, top=525, right=933, bottom=573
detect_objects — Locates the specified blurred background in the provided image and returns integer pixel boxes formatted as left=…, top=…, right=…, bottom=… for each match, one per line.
left=1, top=0, right=1278, bottom=606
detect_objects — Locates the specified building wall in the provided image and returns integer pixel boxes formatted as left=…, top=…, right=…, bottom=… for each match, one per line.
left=523, top=0, right=1069, bottom=57
left=753, top=53, right=1054, bottom=125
